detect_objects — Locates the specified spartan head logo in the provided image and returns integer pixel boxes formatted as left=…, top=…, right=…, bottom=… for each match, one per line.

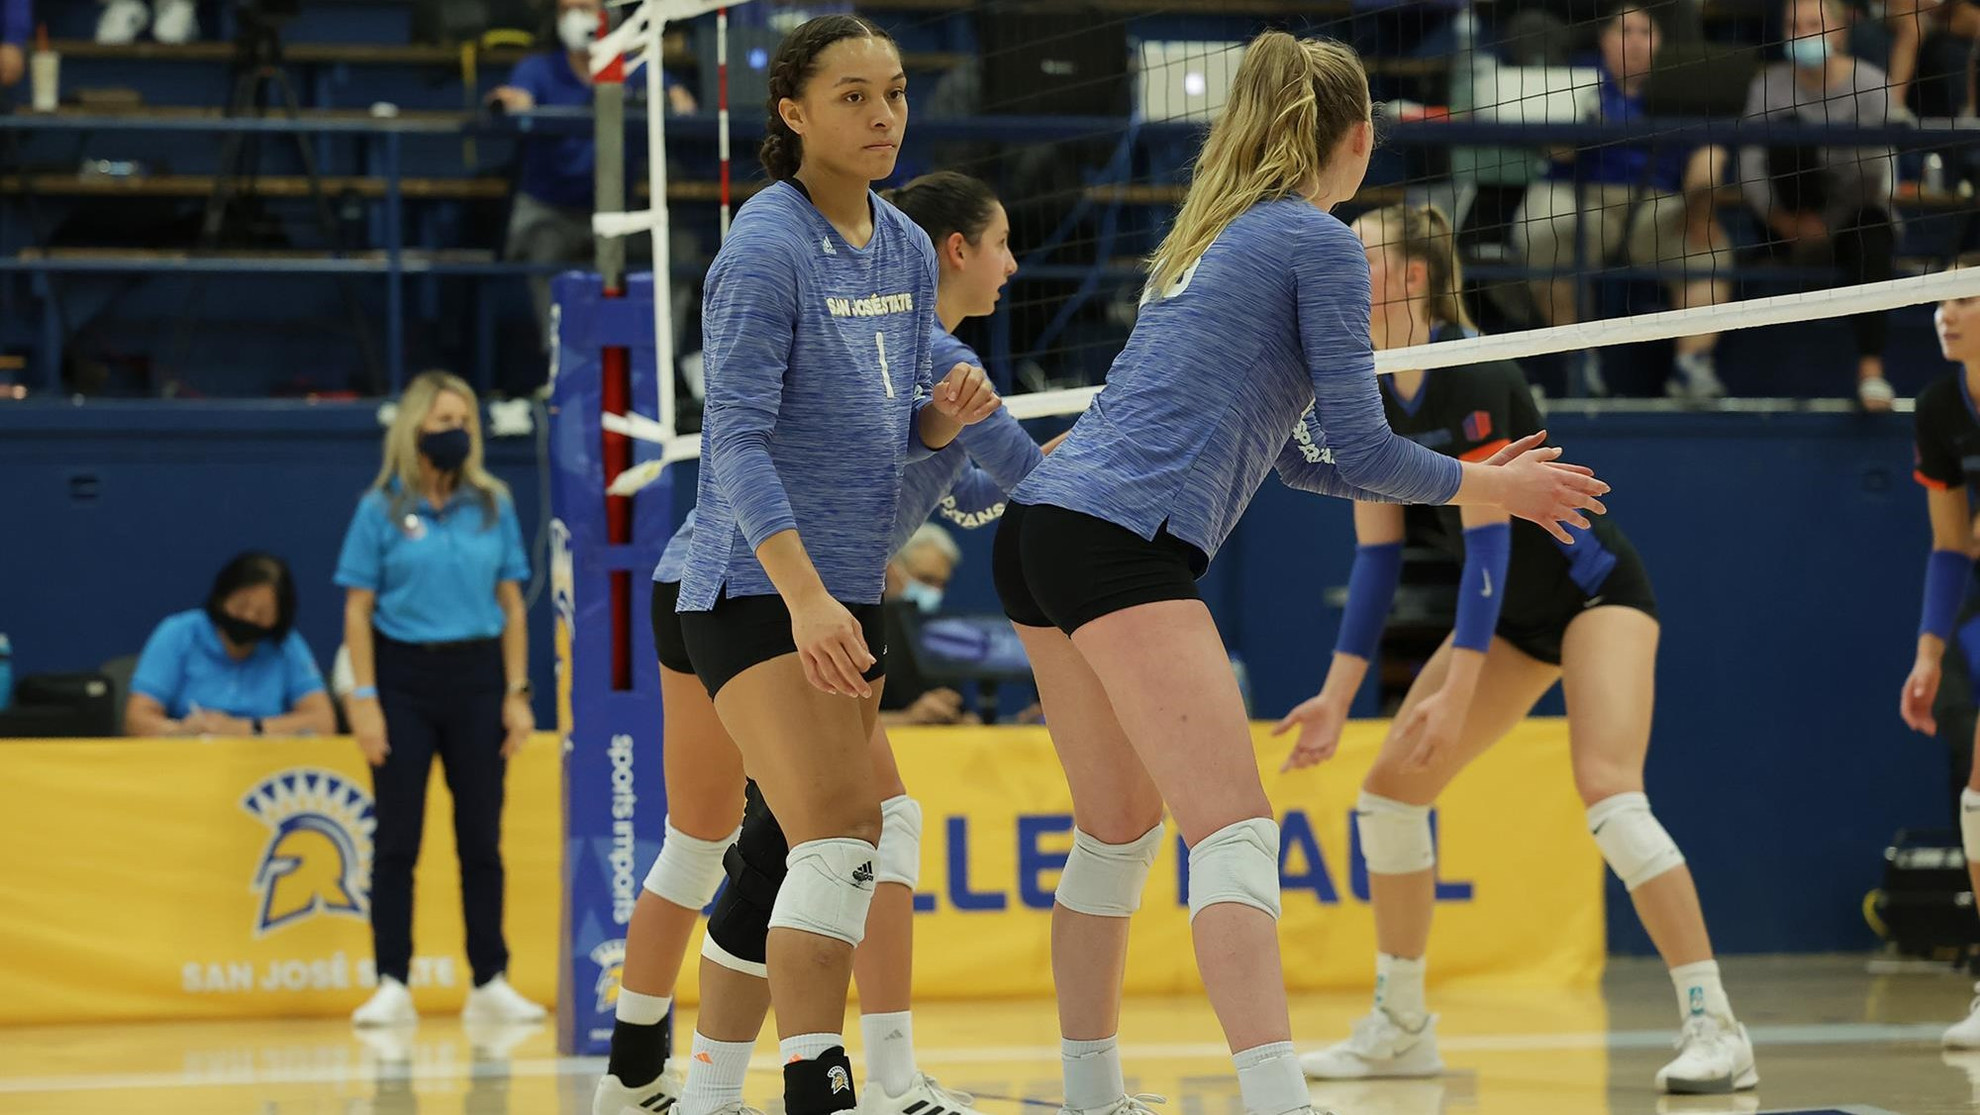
left=827, top=1065, right=851, bottom=1095
left=591, top=938, right=629, bottom=1014
left=242, top=769, right=375, bottom=935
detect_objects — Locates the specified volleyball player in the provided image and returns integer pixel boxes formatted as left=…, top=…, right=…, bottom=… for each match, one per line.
left=990, top=32, right=1610, bottom=1115
left=594, top=26, right=1005, bottom=1101
left=1899, top=257, right=1980, bottom=1049
left=1279, top=204, right=1755, bottom=1095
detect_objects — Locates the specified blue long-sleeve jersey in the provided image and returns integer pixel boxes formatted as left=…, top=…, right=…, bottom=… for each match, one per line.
left=658, top=331, right=1038, bottom=584
left=1012, top=199, right=1463, bottom=561
left=677, top=181, right=940, bottom=610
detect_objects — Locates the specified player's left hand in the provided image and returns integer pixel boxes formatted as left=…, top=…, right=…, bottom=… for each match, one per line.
left=502, top=694, right=535, bottom=758
left=930, top=362, right=1001, bottom=427
left=1394, top=684, right=1469, bottom=772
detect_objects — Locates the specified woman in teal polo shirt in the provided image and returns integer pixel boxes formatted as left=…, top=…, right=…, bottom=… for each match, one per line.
left=124, top=551, right=335, bottom=737
left=335, top=370, right=543, bottom=1028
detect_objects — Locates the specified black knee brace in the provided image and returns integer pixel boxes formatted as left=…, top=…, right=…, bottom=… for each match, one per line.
left=704, top=779, right=790, bottom=967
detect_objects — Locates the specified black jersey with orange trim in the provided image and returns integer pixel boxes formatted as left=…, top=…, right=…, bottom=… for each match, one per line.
left=1913, top=372, right=1980, bottom=500
left=1381, top=356, right=1642, bottom=632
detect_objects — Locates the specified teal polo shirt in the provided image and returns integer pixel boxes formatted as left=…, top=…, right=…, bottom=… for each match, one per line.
left=130, top=609, right=326, bottom=719
left=333, top=487, right=530, bottom=644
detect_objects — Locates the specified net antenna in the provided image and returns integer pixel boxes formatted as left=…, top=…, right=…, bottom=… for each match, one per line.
left=592, top=0, right=749, bottom=476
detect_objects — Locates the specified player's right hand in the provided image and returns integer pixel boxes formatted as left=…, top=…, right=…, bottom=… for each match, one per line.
left=1494, top=441, right=1609, bottom=545
left=1901, top=658, right=1942, bottom=735
left=1273, top=692, right=1349, bottom=771
left=792, top=593, right=874, bottom=699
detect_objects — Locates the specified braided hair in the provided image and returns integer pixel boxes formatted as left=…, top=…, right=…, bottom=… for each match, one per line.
left=760, top=15, right=896, bottom=180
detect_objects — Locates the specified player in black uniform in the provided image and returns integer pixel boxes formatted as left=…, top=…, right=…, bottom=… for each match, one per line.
left=1279, top=204, right=1756, bottom=1095
left=1900, top=258, right=1980, bottom=1048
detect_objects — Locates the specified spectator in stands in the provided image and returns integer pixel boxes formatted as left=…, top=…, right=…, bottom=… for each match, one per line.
left=124, top=552, right=335, bottom=738
left=337, top=370, right=542, bottom=1027
left=1853, top=0, right=1976, bottom=115
left=1741, top=0, right=1899, bottom=409
left=488, top=0, right=696, bottom=357
left=2, top=0, right=28, bottom=90
left=880, top=523, right=979, bottom=727
left=1511, top=1, right=1734, bottom=401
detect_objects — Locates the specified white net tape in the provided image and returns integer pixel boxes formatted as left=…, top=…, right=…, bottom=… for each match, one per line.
left=602, top=264, right=1980, bottom=486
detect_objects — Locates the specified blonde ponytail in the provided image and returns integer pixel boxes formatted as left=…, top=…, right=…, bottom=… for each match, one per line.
left=1146, top=31, right=1370, bottom=294
left=1363, top=202, right=1474, bottom=334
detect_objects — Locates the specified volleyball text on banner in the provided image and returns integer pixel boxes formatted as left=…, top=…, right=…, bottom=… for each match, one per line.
left=668, top=719, right=1604, bottom=1004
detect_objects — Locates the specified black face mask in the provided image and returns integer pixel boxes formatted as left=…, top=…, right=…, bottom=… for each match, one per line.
left=418, top=427, right=472, bottom=472
left=209, top=607, right=277, bottom=648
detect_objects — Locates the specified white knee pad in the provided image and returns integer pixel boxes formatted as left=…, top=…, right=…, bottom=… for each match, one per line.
left=642, top=819, right=740, bottom=909
left=1056, top=822, right=1164, bottom=917
left=700, top=933, right=767, bottom=979
left=1356, top=791, right=1435, bottom=876
left=876, top=795, right=923, bottom=889
left=766, top=837, right=878, bottom=947
left=1186, top=818, right=1281, bottom=922
left=1587, top=792, right=1687, bottom=892
left=1961, top=789, right=1980, bottom=861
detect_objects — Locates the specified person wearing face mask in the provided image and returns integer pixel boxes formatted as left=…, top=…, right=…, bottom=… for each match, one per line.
left=879, top=524, right=975, bottom=728
left=488, top=0, right=696, bottom=358
left=125, top=552, right=335, bottom=738
left=335, top=371, right=542, bottom=1029
left=1740, top=0, right=1900, bottom=410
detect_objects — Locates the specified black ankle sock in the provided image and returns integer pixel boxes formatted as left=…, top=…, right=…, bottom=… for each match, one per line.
left=783, top=1046, right=857, bottom=1115
left=607, top=1017, right=671, bottom=1089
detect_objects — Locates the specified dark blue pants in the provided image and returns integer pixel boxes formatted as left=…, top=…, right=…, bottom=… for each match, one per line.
left=370, top=632, right=510, bottom=987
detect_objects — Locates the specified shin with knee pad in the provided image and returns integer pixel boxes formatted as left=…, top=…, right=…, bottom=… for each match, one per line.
left=702, top=796, right=790, bottom=971
left=1355, top=791, right=1435, bottom=875
left=876, top=795, right=923, bottom=889
left=1186, top=818, right=1282, bottom=921
left=642, top=819, right=741, bottom=909
left=1587, top=792, right=1686, bottom=891
left=1056, top=823, right=1164, bottom=917
left=767, top=838, right=878, bottom=947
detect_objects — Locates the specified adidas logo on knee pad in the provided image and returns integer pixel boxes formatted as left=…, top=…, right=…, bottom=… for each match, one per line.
left=853, top=861, right=875, bottom=886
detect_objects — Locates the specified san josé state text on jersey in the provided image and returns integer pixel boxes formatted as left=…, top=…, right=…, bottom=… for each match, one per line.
left=679, top=181, right=939, bottom=609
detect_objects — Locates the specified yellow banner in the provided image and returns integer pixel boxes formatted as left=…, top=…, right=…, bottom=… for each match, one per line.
left=0, top=734, right=562, bottom=1026
left=675, top=719, right=1603, bottom=1004
left=0, top=720, right=1599, bottom=1024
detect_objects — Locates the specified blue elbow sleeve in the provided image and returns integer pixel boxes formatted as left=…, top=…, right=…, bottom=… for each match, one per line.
left=1453, top=523, right=1512, bottom=653
left=1922, top=549, right=1974, bottom=640
left=1336, top=542, right=1404, bottom=660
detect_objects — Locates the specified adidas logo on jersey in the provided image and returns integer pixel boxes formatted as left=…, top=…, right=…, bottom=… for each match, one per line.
left=821, top=237, right=837, bottom=255
left=853, top=860, right=875, bottom=886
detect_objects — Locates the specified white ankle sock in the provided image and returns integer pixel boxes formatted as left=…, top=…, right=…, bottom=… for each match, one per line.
left=1061, top=1035, right=1123, bottom=1112
left=680, top=1032, right=754, bottom=1115
left=1670, top=960, right=1733, bottom=1025
left=1232, top=1041, right=1307, bottom=1115
left=779, top=1032, right=842, bottom=1064
left=616, top=989, right=671, bottom=1026
left=861, top=1010, right=917, bottom=1096
left=1375, top=953, right=1427, bottom=1026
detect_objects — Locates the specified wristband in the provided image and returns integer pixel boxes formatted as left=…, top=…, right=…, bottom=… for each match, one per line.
left=1335, top=542, right=1403, bottom=660
left=1453, top=523, right=1512, bottom=653
left=350, top=686, right=379, bottom=701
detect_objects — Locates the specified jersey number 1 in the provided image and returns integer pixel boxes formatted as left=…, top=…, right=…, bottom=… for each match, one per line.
left=875, top=331, right=897, bottom=399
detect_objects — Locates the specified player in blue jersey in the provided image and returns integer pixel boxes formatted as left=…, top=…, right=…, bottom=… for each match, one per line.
left=1901, top=255, right=1980, bottom=1049
left=990, top=32, right=1612, bottom=1115
left=1281, top=204, right=1755, bottom=1096
left=594, top=168, right=1033, bottom=1115
left=667, top=18, right=1007, bottom=1115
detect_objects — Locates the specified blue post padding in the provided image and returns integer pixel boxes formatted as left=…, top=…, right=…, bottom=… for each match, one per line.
left=550, top=270, right=676, bottom=1056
